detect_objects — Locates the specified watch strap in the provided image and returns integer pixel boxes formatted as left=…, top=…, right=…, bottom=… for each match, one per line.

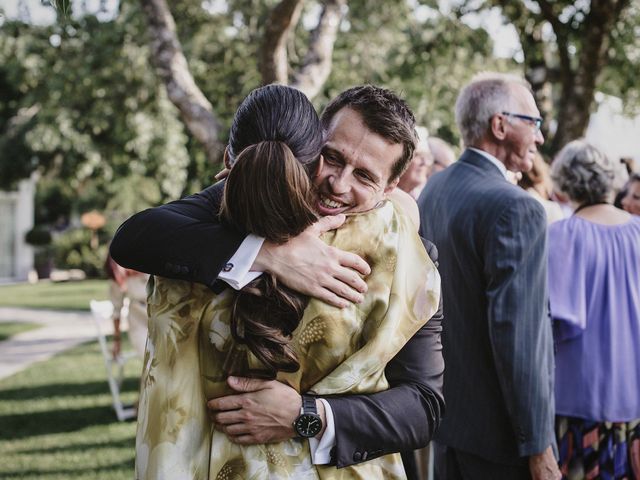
left=301, top=394, right=317, bottom=414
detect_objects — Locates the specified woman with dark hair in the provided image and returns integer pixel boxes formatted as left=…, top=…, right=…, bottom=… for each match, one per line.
left=135, top=85, right=440, bottom=479
left=621, top=173, right=640, bottom=215
left=548, top=140, right=640, bottom=479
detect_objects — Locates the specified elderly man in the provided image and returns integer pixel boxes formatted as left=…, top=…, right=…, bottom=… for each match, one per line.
left=418, top=72, right=560, bottom=479
left=111, top=85, right=444, bottom=472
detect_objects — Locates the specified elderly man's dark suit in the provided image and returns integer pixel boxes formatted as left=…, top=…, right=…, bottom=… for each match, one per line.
left=111, top=181, right=445, bottom=470
left=418, top=149, right=555, bottom=477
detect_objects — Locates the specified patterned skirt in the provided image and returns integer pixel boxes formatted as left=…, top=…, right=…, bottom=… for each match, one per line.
left=556, top=416, right=640, bottom=480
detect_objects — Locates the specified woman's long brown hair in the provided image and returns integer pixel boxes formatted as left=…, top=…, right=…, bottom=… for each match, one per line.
left=220, top=140, right=318, bottom=373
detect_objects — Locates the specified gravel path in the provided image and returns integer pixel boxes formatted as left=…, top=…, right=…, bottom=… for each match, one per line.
left=0, top=306, right=115, bottom=380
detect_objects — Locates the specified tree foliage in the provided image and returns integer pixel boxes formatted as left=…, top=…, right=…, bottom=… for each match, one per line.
left=2, top=0, right=637, bottom=235
left=0, top=4, right=191, bottom=224
left=465, top=0, right=638, bottom=153
left=323, top=0, right=506, bottom=143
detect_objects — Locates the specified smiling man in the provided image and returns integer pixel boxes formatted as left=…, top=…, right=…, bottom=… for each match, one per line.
left=315, top=107, right=402, bottom=215
left=418, top=73, right=560, bottom=480
left=110, top=85, right=445, bottom=473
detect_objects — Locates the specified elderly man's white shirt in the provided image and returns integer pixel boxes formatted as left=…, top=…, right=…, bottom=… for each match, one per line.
left=468, top=147, right=510, bottom=180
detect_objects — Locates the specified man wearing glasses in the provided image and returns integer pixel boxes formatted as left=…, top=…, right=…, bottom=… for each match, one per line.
left=418, top=72, right=560, bottom=480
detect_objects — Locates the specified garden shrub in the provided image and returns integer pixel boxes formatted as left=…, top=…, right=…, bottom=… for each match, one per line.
left=52, top=228, right=108, bottom=278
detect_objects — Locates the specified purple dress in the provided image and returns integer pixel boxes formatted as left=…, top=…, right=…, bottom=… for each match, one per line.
left=549, top=215, right=640, bottom=422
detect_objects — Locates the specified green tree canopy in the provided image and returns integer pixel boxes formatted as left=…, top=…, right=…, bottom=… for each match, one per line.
left=466, top=0, right=639, bottom=153
left=2, top=0, right=637, bottom=231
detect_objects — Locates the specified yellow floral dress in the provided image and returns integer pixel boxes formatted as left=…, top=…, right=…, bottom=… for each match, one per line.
left=135, top=200, right=441, bottom=480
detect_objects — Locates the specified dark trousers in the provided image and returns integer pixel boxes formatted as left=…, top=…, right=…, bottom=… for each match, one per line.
left=402, top=450, right=419, bottom=480
left=433, top=443, right=531, bottom=480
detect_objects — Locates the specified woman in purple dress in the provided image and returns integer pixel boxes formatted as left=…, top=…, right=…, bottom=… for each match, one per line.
left=548, top=140, right=640, bottom=480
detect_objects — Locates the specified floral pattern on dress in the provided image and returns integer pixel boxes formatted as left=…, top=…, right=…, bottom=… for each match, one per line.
left=136, top=199, right=441, bottom=480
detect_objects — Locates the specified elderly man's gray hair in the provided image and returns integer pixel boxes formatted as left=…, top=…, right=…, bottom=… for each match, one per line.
left=455, top=72, right=531, bottom=147
left=550, top=139, right=617, bottom=206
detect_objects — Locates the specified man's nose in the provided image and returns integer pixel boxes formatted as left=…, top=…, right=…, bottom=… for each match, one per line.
left=329, top=171, right=350, bottom=194
left=535, top=128, right=544, bottom=145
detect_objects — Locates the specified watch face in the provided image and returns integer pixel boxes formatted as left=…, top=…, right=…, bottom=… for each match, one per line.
left=294, top=413, right=322, bottom=438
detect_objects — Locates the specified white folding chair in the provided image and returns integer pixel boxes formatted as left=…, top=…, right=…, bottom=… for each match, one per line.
left=89, top=299, right=137, bottom=421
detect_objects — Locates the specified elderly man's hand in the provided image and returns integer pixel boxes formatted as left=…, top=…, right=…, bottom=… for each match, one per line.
left=207, top=377, right=326, bottom=445
left=529, top=446, right=561, bottom=480
left=253, top=215, right=371, bottom=308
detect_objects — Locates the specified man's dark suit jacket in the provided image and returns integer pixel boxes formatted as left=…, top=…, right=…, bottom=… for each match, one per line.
left=110, top=181, right=445, bottom=469
left=418, top=149, right=555, bottom=465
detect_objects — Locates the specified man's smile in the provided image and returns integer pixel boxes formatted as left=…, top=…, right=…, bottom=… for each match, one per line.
left=315, top=192, right=351, bottom=215
left=319, top=194, right=345, bottom=209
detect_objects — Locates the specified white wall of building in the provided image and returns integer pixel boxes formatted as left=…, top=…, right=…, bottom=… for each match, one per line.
left=0, top=176, right=35, bottom=282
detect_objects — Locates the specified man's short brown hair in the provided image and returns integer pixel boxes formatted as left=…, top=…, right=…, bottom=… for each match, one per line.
left=321, top=85, right=418, bottom=182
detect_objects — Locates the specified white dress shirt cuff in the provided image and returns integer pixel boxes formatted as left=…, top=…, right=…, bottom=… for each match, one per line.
left=217, top=234, right=264, bottom=290
left=309, top=399, right=336, bottom=465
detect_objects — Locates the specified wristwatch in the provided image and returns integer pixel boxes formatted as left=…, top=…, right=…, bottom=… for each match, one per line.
left=293, top=394, right=323, bottom=438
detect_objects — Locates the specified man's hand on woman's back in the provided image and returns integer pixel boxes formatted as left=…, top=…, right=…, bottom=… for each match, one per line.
left=207, top=376, right=327, bottom=444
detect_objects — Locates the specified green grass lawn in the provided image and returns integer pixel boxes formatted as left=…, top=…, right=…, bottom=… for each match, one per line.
left=0, top=321, right=41, bottom=341
left=0, top=336, right=141, bottom=480
left=0, top=280, right=109, bottom=311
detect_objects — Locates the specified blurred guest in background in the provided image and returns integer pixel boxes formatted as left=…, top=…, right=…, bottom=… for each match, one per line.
left=398, top=126, right=431, bottom=199
left=548, top=140, right=640, bottom=480
left=518, top=153, right=564, bottom=224
left=620, top=157, right=635, bottom=176
left=621, top=173, right=640, bottom=215
left=427, top=137, right=455, bottom=177
left=104, top=254, right=149, bottom=359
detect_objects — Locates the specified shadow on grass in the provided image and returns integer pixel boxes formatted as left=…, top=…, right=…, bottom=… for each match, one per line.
left=0, top=458, right=135, bottom=479
left=0, top=378, right=140, bottom=401
left=16, top=436, right=135, bottom=455
left=0, top=405, right=133, bottom=440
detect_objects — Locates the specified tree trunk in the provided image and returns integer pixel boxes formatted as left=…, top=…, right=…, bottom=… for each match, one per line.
left=291, top=0, right=346, bottom=99
left=493, top=0, right=629, bottom=154
left=550, top=0, right=629, bottom=152
left=139, top=0, right=223, bottom=163
left=259, top=0, right=304, bottom=86
left=260, top=0, right=345, bottom=99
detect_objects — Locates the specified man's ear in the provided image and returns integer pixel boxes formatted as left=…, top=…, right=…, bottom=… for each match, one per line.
left=490, top=114, right=507, bottom=141
left=223, top=146, right=232, bottom=169
left=383, top=177, right=400, bottom=195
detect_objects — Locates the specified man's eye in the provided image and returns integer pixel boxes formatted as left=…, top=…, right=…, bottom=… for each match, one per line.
left=356, top=171, right=373, bottom=183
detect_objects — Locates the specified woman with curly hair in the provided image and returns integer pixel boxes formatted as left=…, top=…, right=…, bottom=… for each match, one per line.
left=548, top=140, right=640, bottom=479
